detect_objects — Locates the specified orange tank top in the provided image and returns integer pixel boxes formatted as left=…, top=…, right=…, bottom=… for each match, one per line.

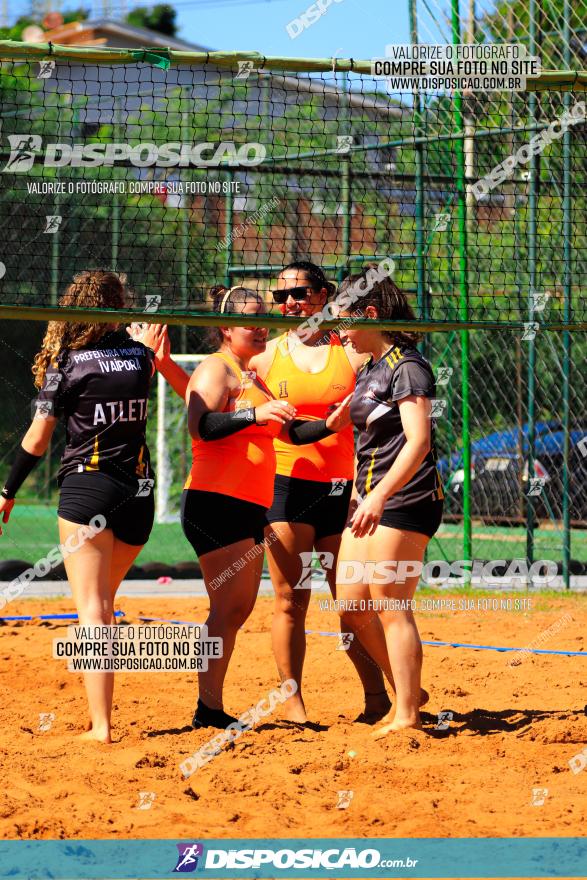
left=264, top=332, right=356, bottom=483
left=185, top=351, right=281, bottom=508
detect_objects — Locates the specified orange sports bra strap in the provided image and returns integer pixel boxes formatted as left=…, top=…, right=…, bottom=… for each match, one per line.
left=275, top=332, right=291, bottom=359
left=331, top=335, right=353, bottom=363
left=212, top=350, right=242, bottom=381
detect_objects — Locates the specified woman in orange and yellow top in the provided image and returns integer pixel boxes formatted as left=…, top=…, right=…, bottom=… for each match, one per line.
left=249, top=262, right=390, bottom=725
left=152, top=286, right=351, bottom=730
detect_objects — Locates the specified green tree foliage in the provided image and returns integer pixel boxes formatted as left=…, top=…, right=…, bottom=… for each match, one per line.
left=62, top=8, right=90, bottom=24
left=0, top=57, right=585, bottom=509
left=0, top=9, right=88, bottom=41
left=0, top=16, right=34, bottom=41
left=125, top=4, right=177, bottom=37
left=479, top=0, right=587, bottom=68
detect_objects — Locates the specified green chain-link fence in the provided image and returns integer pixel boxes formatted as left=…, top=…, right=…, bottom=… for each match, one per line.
left=0, top=16, right=585, bottom=582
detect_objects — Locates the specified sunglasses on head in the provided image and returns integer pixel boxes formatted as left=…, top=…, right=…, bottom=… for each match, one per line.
left=272, top=286, right=310, bottom=304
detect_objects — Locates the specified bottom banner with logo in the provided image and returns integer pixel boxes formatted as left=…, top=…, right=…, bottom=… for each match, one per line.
left=0, top=838, right=584, bottom=878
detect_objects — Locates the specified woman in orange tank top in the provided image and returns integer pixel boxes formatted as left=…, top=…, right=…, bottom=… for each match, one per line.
left=152, top=286, right=351, bottom=730
left=249, top=262, right=391, bottom=726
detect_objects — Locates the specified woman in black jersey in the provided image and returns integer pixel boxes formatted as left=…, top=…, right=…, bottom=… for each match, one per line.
left=0, top=270, right=156, bottom=743
left=335, top=269, right=444, bottom=735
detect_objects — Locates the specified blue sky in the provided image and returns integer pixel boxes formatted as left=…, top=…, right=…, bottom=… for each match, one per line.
left=10, top=0, right=412, bottom=58
left=176, top=0, right=410, bottom=58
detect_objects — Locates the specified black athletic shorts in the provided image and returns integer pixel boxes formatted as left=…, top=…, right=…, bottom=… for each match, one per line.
left=378, top=499, right=444, bottom=538
left=266, top=474, right=353, bottom=541
left=181, top=489, right=268, bottom=558
left=58, top=472, right=155, bottom=546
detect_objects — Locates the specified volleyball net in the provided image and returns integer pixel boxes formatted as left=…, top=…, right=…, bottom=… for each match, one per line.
left=0, top=42, right=585, bottom=327
left=0, top=38, right=586, bottom=581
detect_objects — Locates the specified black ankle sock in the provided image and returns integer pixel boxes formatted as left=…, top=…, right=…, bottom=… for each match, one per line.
left=192, top=699, right=238, bottom=730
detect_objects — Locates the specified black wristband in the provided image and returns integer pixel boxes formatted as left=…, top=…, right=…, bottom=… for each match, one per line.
left=198, top=408, right=256, bottom=441
left=288, top=418, right=334, bottom=446
left=3, top=445, right=42, bottom=499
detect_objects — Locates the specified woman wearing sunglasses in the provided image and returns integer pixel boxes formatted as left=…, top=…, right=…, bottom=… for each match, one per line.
left=248, top=261, right=391, bottom=725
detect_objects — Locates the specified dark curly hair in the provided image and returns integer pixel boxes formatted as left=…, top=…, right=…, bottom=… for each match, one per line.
left=33, top=269, right=126, bottom=389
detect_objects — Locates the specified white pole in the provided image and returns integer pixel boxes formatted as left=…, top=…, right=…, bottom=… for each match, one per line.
left=156, top=370, right=169, bottom=524
left=155, top=354, right=202, bottom=523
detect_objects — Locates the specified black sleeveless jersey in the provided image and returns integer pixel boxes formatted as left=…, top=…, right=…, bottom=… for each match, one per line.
left=35, top=329, right=155, bottom=486
left=350, top=344, right=444, bottom=508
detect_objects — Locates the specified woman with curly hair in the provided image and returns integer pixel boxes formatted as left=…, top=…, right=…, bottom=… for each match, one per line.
left=0, top=269, right=157, bottom=743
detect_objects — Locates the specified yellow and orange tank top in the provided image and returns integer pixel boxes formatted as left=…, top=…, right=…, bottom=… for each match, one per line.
left=185, top=351, right=281, bottom=508
left=264, top=332, right=356, bottom=483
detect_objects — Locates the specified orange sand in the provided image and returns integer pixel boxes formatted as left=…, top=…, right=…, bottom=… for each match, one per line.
left=1, top=593, right=586, bottom=843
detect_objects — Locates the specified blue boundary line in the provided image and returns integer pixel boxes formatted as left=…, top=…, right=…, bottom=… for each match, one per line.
left=2, top=614, right=583, bottom=657
left=140, top=618, right=586, bottom=657
left=0, top=610, right=125, bottom=621
left=306, top=629, right=586, bottom=656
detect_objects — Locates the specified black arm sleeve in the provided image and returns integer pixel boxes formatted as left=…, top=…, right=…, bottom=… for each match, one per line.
left=2, top=446, right=43, bottom=499
left=198, top=408, right=256, bottom=441
left=287, top=418, right=334, bottom=446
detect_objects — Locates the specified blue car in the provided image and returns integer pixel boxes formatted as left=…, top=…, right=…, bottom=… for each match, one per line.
left=437, top=421, right=587, bottom=523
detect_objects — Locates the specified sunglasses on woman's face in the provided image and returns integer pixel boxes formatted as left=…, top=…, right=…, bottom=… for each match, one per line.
left=272, top=286, right=310, bottom=304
